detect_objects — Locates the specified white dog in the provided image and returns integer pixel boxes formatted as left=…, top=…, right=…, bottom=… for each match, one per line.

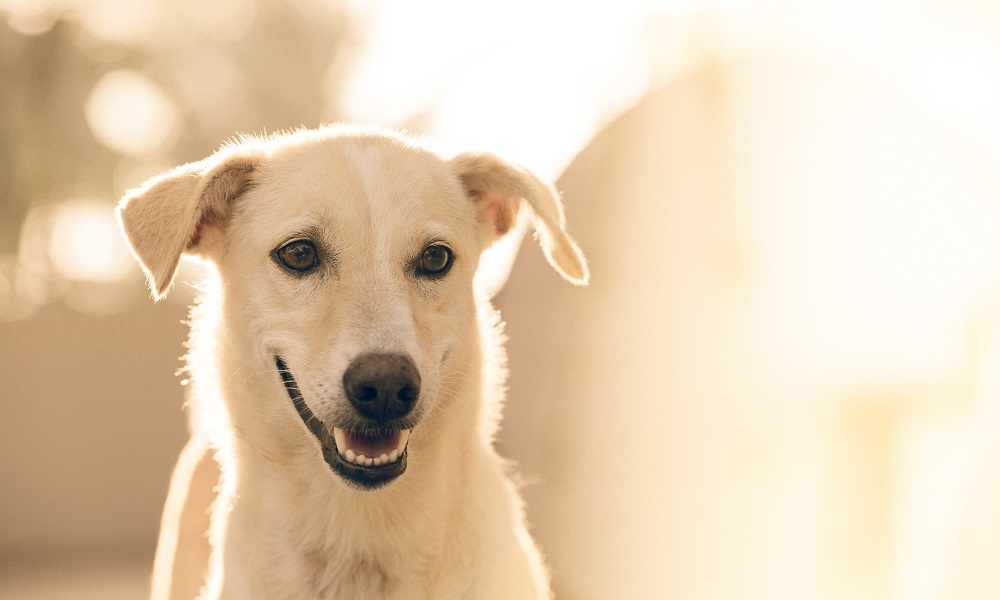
left=117, top=125, right=588, bottom=599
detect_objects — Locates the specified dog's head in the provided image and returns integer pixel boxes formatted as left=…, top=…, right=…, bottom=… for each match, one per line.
left=116, top=127, right=587, bottom=490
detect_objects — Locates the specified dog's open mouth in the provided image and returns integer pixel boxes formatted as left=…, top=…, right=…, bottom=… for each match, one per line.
left=275, top=355, right=409, bottom=489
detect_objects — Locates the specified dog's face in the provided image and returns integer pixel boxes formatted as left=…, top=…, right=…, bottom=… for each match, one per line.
left=220, top=137, right=485, bottom=487
left=117, top=127, right=588, bottom=490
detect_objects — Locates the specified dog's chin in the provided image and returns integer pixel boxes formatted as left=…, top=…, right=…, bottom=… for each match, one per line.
left=274, top=355, right=410, bottom=490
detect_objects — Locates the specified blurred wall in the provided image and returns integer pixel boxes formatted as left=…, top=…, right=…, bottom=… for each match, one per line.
left=0, top=298, right=189, bottom=559
left=496, top=56, right=1000, bottom=599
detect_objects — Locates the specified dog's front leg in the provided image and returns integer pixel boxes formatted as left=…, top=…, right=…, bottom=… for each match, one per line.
left=150, top=433, right=219, bottom=600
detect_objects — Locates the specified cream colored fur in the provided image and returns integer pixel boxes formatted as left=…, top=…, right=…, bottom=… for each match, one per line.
left=117, top=125, right=587, bottom=600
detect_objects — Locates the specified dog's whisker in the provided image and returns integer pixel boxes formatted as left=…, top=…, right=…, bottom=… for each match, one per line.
left=437, top=371, right=470, bottom=385
left=227, top=355, right=265, bottom=383
left=231, top=366, right=283, bottom=407
left=439, top=381, right=476, bottom=399
left=439, top=357, right=479, bottom=371
left=438, top=370, right=475, bottom=393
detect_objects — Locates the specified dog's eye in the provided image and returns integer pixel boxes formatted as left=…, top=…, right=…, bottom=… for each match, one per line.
left=417, top=244, right=453, bottom=277
left=275, top=240, right=319, bottom=272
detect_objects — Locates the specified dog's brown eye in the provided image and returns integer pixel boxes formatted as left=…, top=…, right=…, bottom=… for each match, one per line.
left=417, top=245, right=453, bottom=277
left=275, top=240, right=319, bottom=272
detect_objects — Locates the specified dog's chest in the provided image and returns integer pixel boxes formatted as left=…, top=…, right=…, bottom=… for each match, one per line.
left=293, top=544, right=428, bottom=600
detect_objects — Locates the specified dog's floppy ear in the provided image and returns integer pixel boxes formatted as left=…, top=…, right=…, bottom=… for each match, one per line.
left=116, top=149, right=261, bottom=300
left=450, top=152, right=589, bottom=285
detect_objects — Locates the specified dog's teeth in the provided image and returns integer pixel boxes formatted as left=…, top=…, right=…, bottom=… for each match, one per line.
left=337, top=429, right=409, bottom=466
left=396, top=430, right=410, bottom=455
left=333, top=428, right=347, bottom=456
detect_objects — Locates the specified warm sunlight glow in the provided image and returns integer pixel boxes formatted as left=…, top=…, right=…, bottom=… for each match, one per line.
left=915, top=39, right=998, bottom=118
left=85, top=69, right=179, bottom=156
left=75, top=0, right=161, bottom=44
left=179, top=0, right=257, bottom=43
left=47, top=201, right=133, bottom=283
left=1, top=0, right=58, bottom=35
left=339, top=2, right=651, bottom=178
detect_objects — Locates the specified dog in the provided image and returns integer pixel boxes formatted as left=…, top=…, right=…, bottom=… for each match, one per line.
left=116, top=125, right=588, bottom=599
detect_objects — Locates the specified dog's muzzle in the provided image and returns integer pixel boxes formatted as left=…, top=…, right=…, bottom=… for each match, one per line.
left=274, top=354, right=418, bottom=489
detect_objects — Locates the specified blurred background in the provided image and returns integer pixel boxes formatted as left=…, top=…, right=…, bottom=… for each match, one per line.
left=1, top=0, right=1000, bottom=598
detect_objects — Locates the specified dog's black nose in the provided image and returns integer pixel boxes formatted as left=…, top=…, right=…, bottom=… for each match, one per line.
left=343, top=353, right=420, bottom=422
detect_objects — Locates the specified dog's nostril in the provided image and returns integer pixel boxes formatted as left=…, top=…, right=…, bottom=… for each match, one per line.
left=398, top=386, right=418, bottom=404
left=358, top=386, right=378, bottom=403
left=343, top=353, right=421, bottom=422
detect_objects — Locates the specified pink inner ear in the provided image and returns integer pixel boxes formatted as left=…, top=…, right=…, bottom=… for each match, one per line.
left=185, top=159, right=255, bottom=250
left=473, top=189, right=517, bottom=236
left=188, top=222, right=203, bottom=248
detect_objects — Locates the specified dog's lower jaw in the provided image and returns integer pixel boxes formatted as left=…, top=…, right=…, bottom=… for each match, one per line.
left=274, top=355, right=409, bottom=489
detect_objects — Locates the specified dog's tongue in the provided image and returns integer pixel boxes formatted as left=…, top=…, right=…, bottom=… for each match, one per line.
left=343, top=429, right=401, bottom=457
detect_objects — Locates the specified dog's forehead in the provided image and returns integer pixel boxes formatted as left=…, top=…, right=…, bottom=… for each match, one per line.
left=246, top=134, right=471, bottom=240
